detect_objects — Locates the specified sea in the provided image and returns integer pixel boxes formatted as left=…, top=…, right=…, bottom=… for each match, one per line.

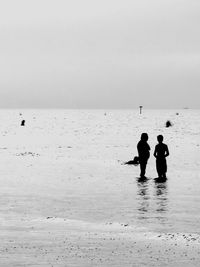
left=0, top=109, right=199, bottom=235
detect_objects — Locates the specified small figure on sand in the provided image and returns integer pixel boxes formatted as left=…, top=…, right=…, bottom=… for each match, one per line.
left=21, top=120, right=25, bottom=126
left=165, top=120, right=172, bottom=128
left=154, top=135, right=169, bottom=179
left=124, top=156, right=140, bottom=165
left=137, top=133, right=150, bottom=178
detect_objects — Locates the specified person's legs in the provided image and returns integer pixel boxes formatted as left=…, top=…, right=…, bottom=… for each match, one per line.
left=140, top=160, right=147, bottom=177
left=162, top=159, right=167, bottom=178
left=157, top=158, right=167, bottom=178
left=156, top=160, right=162, bottom=178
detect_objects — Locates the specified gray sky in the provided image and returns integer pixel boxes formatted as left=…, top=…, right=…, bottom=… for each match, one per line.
left=0, top=0, right=200, bottom=108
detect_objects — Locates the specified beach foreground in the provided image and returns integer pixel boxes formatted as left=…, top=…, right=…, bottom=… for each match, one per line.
left=0, top=109, right=199, bottom=266
left=1, top=217, right=200, bottom=266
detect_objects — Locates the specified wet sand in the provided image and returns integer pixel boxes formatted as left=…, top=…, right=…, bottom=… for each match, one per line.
left=1, top=218, right=200, bottom=266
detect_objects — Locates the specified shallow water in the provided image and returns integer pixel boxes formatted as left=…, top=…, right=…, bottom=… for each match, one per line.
left=0, top=109, right=199, bottom=234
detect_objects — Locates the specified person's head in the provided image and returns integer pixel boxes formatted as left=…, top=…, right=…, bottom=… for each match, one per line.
left=157, top=135, right=163, bottom=143
left=141, top=133, right=148, bottom=142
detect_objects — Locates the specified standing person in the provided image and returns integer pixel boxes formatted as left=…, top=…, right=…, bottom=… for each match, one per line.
left=154, top=135, right=169, bottom=179
left=137, top=133, right=150, bottom=178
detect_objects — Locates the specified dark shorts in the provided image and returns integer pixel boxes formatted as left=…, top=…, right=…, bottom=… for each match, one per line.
left=156, top=158, right=167, bottom=174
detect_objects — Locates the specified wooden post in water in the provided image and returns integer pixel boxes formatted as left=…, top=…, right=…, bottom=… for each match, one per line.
left=139, top=106, right=143, bottom=114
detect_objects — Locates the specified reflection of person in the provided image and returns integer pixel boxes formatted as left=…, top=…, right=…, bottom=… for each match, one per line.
left=154, top=135, right=169, bottom=178
left=137, top=133, right=150, bottom=178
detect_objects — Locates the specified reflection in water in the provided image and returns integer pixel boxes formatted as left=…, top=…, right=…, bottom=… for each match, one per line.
left=136, top=177, right=169, bottom=226
left=137, top=177, right=150, bottom=218
left=154, top=178, right=168, bottom=214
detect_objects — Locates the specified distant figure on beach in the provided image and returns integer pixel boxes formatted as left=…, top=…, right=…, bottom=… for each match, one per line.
left=137, top=133, right=150, bottom=178
left=154, top=135, right=169, bottom=179
left=124, top=156, right=140, bottom=165
left=165, top=120, right=172, bottom=127
left=21, top=120, right=25, bottom=126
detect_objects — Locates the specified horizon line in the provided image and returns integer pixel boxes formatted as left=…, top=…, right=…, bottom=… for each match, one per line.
left=0, top=107, right=198, bottom=110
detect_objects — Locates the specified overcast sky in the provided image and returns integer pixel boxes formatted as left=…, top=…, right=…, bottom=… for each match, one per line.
left=0, top=0, right=199, bottom=108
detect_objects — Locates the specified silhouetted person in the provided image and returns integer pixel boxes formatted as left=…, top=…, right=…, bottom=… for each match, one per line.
left=21, top=120, right=25, bottom=126
left=154, top=135, right=169, bottom=179
left=137, top=133, right=150, bottom=178
left=124, top=156, right=139, bottom=165
left=165, top=120, right=172, bottom=127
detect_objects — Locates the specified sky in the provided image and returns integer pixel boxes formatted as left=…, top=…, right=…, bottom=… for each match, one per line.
left=0, top=0, right=200, bottom=109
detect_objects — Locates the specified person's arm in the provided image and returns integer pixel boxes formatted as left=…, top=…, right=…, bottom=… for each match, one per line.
left=147, top=143, right=151, bottom=151
left=137, top=143, right=140, bottom=158
left=153, top=146, right=157, bottom=158
left=165, top=145, right=169, bottom=157
left=147, top=143, right=150, bottom=159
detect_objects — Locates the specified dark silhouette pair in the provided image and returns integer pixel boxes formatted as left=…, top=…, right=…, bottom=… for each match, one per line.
left=137, top=133, right=169, bottom=179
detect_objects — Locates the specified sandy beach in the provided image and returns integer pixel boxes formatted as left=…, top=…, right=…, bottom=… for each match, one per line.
left=0, top=109, right=199, bottom=266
